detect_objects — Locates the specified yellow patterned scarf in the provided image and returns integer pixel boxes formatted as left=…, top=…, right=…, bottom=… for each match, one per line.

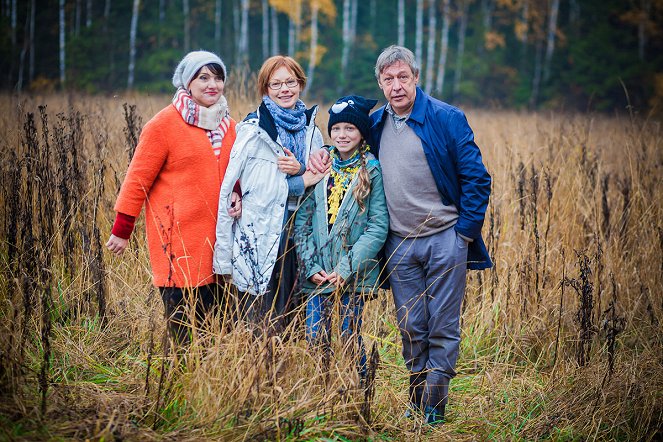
left=327, top=145, right=367, bottom=224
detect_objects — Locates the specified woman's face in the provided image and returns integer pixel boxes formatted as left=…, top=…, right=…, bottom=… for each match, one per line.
left=330, top=122, right=362, bottom=160
left=189, top=66, right=225, bottom=108
left=266, top=66, right=301, bottom=109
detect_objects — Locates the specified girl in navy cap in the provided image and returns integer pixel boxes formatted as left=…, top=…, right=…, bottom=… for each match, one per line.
left=294, top=95, right=389, bottom=378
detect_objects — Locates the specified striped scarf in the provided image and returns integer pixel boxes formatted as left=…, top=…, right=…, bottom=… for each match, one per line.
left=172, top=88, right=231, bottom=157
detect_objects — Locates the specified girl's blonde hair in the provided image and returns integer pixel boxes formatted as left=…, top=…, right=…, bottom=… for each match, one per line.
left=352, top=141, right=371, bottom=212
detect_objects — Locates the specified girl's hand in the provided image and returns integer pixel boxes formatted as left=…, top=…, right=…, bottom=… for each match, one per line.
left=106, top=234, right=128, bottom=256
left=277, top=148, right=302, bottom=175
left=308, top=149, right=331, bottom=174
left=228, top=191, right=242, bottom=218
left=326, top=272, right=344, bottom=287
left=309, top=271, right=329, bottom=286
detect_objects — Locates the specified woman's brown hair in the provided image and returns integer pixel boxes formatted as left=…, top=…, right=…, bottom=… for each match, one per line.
left=257, top=56, right=307, bottom=95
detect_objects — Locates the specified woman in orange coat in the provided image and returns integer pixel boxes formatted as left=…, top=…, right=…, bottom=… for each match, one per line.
left=106, top=50, right=240, bottom=344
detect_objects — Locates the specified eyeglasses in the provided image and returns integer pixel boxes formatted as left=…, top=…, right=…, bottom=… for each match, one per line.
left=268, top=78, right=299, bottom=90
left=380, top=74, right=413, bottom=87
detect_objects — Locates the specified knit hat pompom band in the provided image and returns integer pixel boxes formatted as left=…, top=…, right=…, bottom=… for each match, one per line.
left=328, top=95, right=378, bottom=144
left=172, top=50, right=227, bottom=90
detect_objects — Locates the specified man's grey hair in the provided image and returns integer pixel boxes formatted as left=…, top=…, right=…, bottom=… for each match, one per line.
left=374, top=45, right=420, bottom=79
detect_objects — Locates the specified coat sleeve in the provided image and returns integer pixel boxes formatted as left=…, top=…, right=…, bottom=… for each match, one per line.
left=213, top=125, right=252, bottom=275
left=114, top=118, right=168, bottom=217
left=293, top=186, right=324, bottom=279
left=450, top=110, right=491, bottom=239
left=335, top=166, right=389, bottom=282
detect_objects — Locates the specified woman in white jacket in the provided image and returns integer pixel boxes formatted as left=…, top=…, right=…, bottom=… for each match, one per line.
left=213, top=56, right=329, bottom=327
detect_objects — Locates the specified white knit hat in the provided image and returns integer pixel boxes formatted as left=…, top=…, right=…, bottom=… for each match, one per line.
left=172, top=50, right=227, bottom=89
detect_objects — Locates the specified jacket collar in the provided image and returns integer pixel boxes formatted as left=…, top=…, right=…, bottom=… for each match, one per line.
left=246, top=102, right=318, bottom=142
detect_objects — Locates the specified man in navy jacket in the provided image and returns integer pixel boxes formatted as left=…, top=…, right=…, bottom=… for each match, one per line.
left=370, top=45, right=492, bottom=424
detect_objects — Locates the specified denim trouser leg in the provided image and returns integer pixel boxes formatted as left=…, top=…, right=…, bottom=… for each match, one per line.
left=385, top=227, right=468, bottom=409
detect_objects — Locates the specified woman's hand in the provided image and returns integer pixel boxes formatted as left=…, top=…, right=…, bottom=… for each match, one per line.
left=277, top=148, right=302, bottom=175
left=308, top=149, right=331, bottom=174
left=228, top=191, right=242, bottom=218
left=302, top=170, right=326, bottom=188
left=106, top=234, right=128, bottom=256
left=309, top=270, right=329, bottom=286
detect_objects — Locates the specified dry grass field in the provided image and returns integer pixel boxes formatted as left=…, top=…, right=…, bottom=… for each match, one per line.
left=0, top=85, right=661, bottom=441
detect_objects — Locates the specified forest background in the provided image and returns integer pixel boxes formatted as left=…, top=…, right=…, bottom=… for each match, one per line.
left=2, top=0, right=663, bottom=113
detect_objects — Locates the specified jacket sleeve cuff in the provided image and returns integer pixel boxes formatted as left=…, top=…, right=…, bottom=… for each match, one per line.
left=306, top=264, right=324, bottom=279
left=111, top=212, right=136, bottom=239
left=287, top=175, right=305, bottom=196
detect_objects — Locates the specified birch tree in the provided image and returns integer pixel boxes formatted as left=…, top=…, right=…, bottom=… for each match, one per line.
left=434, top=0, right=450, bottom=95
left=263, top=0, right=270, bottom=60
left=340, top=0, right=358, bottom=88
left=86, top=0, right=92, bottom=27
left=237, top=0, right=249, bottom=65
left=542, top=0, right=559, bottom=82
left=127, top=0, right=140, bottom=89
left=306, top=1, right=319, bottom=90
left=453, top=0, right=470, bottom=98
left=415, top=0, right=423, bottom=61
left=270, top=4, right=279, bottom=55
left=59, top=0, right=66, bottom=87
left=398, top=0, right=404, bottom=46
left=29, top=0, right=35, bottom=83
left=424, top=0, right=437, bottom=93
left=183, top=0, right=190, bottom=52
left=215, top=0, right=222, bottom=53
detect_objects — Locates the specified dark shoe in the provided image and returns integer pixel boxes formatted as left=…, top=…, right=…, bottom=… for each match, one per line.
left=424, top=405, right=446, bottom=425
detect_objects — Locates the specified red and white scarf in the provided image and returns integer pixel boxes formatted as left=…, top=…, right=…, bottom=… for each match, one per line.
left=172, top=88, right=231, bottom=157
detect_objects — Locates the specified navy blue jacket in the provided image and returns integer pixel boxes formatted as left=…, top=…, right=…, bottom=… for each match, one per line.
left=370, top=87, right=492, bottom=270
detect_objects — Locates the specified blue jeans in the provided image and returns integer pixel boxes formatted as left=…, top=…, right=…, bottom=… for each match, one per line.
left=306, top=291, right=366, bottom=376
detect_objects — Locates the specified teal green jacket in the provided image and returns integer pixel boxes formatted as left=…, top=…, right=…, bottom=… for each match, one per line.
left=294, top=153, right=389, bottom=295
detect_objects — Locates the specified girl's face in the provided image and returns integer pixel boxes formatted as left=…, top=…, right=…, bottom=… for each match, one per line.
left=267, top=66, right=301, bottom=109
left=331, top=122, right=362, bottom=160
left=189, top=66, right=224, bottom=108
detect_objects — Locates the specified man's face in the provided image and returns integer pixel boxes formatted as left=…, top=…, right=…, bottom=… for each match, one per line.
left=378, top=60, right=419, bottom=116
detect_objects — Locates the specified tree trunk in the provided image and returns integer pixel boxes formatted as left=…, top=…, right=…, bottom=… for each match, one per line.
left=17, top=2, right=29, bottom=91
left=529, top=39, right=543, bottom=108
left=271, top=4, right=279, bottom=55
left=237, top=0, right=249, bottom=65
left=434, top=0, right=450, bottom=96
left=75, top=0, right=81, bottom=36
left=262, top=0, right=269, bottom=60
left=453, top=0, right=469, bottom=99
left=638, top=0, right=651, bottom=61
left=542, top=0, right=559, bottom=82
left=341, top=0, right=350, bottom=87
left=127, top=0, right=140, bottom=89
left=215, top=0, right=221, bottom=53
left=479, top=0, right=493, bottom=55
left=398, top=0, right=404, bottom=46
left=86, top=0, right=92, bottom=27
left=424, top=0, right=436, bottom=93
left=59, top=0, right=66, bottom=87
left=306, top=0, right=319, bottom=93
left=29, top=0, right=35, bottom=83
left=11, top=0, right=16, bottom=46
left=183, top=0, right=190, bottom=52
left=415, top=0, right=423, bottom=61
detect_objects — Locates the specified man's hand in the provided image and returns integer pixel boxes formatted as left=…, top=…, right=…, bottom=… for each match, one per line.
left=106, top=234, right=128, bottom=256
left=277, top=148, right=302, bottom=175
left=308, top=149, right=331, bottom=174
left=228, top=191, right=242, bottom=218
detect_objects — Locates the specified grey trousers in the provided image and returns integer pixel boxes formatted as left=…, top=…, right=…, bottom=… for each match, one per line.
left=385, top=226, right=468, bottom=410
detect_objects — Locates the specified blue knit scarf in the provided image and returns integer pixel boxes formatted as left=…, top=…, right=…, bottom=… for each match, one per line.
left=263, top=95, right=307, bottom=164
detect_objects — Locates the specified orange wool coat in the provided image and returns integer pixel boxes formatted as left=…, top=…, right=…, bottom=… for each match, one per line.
left=115, top=104, right=236, bottom=287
